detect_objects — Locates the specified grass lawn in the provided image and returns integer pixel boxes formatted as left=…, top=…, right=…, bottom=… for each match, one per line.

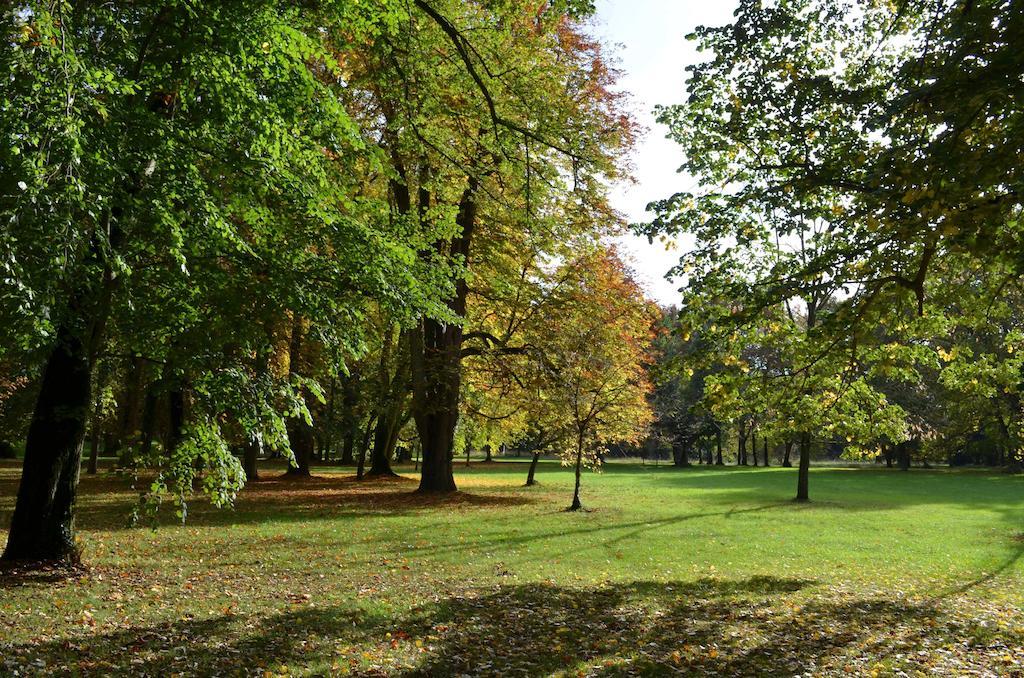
left=1, top=460, right=1022, bottom=676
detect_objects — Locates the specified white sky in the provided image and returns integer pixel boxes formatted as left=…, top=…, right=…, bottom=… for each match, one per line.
left=592, top=0, right=738, bottom=305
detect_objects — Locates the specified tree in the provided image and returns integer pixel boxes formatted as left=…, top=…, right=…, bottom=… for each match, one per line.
left=537, top=248, right=656, bottom=511
left=640, top=0, right=1024, bottom=499
left=0, top=1, right=449, bottom=565
left=356, top=0, right=635, bottom=492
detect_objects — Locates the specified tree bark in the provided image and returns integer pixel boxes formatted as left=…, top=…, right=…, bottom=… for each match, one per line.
left=715, top=428, right=724, bottom=465
left=782, top=440, right=793, bottom=467
left=110, top=355, right=145, bottom=461
left=242, top=438, right=259, bottom=481
left=366, top=413, right=399, bottom=477
left=763, top=439, right=770, bottom=467
left=899, top=441, right=911, bottom=471
left=285, top=318, right=312, bottom=477
left=87, top=385, right=103, bottom=475
left=674, top=443, right=690, bottom=467
left=2, top=327, right=92, bottom=564
left=568, top=433, right=584, bottom=511
left=752, top=429, right=759, bottom=467
left=356, top=416, right=375, bottom=480
left=738, top=424, right=748, bottom=466
left=525, top=451, right=541, bottom=486
left=410, top=177, right=478, bottom=494
left=795, top=432, right=811, bottom=502
left=341, top=430, right=355, bottom=466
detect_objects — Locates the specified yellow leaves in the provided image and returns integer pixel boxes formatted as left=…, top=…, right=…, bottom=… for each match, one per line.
left=937, top=346, right=958, bottom=363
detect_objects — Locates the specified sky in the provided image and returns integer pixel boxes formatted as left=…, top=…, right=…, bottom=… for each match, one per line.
left=591, top=0, right=738, bottom=305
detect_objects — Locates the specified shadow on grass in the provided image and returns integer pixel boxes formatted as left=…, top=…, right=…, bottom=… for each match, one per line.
left=6, top=575, right=1016, bottom=676
left=0, top=471, right=535, bottom=532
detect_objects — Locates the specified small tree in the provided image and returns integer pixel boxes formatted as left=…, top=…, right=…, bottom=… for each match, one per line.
left=539, top=248, right=656, bottom=511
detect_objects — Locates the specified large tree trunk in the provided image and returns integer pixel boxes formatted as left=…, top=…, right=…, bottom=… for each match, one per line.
left=2, top=327, right=92, bottom=564
left=525, top=451, right=541, bottom=486
left=795, top=432, right=811, bottom=502
left=763, top=439, right=770, bottom=467
left=410, top=177, right=478, bottom=494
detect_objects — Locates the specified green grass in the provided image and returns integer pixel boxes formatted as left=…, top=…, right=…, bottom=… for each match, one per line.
left=1, top=460, right=1022, bottom=676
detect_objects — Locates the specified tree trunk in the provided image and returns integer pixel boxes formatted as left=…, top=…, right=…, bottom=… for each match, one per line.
left=782, top=440, right=793, bottom=467
left=166, top=386, right=185, bottom=459
left=715, top=428, right=724, bottom=465
left=366, top=412, right=399, bottom=478
left=356, top=416, right=374, bottom=480
left=138, top=383, right=159, bottom=458
left=763, top=439, right=769, bottom=467
left=899, top=442, right=911, bottom=471
left=87, top=385, right=103, bottom=475
left=409, top=177, right=478, bottom=494
left=568, top=433, right=584, bottom=511
left=285, top=318, right=312, bottom=477
left=286, top=418, right=314, bottom=477
left=339, top=371, right=358, bottom=465
left=242, top=438, right=259, bottom=482
left=525, top=451, right=541, bottom=486
left=111, top=355, right=145, bottom=461
left=795, top=432, right=811, bottom=502
left=752, top=429, right=759, bottom=467
left=341, top=430, right=355, bottom=466
left=2, top=327, right=92, bottom=564
left=884, top=444, right=893, bottom=468
left=483, top=444, right=493, bottom=463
